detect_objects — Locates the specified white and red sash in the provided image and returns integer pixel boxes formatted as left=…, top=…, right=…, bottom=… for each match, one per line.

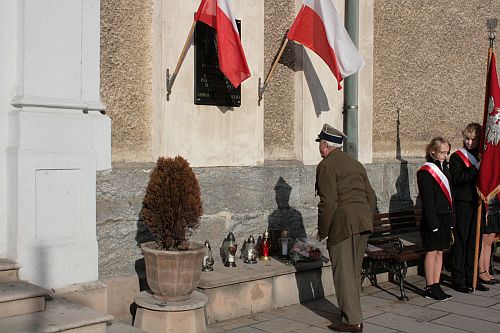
left=455, top=148, right=480, bottom=169
left=419, top=162, right=453, bottom=206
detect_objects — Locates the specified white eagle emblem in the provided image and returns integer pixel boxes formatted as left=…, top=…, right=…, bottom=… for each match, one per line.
left=485, top=96, right=500, bottom=149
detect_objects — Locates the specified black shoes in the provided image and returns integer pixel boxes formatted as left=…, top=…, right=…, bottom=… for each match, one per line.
left=424, top=284, right=453, bottom=301
left=454, top=284, right=473, bottom=294
left=478, top=271, right=499, bottom=285
left=471, top=282, right=490, bottom=292
left=478, top=277, right=498, bottom=285
left=327, top=322, right=363, bottom=332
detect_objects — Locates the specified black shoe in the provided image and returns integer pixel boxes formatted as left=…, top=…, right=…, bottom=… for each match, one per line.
left=478, top=276, right=497, bottom=285
left=474, top=282, right=490, bottom=292
left=454, top=284, right=472, bottom=293
left=434, top=284, right=453, bottom=300
left=424, top=285, right=447, bottom=301
left=327, top=322, right=363, bottom=332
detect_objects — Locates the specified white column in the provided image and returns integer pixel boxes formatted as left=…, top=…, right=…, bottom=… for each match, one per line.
left=0, top=1, right=19, bottom=258
left=3, top=0, right=111, bottom=289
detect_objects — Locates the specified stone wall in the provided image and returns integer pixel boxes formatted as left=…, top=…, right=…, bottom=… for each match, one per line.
left=97, top=159, right=422, bottom=278
left=373, top=0, right=499, bottom=159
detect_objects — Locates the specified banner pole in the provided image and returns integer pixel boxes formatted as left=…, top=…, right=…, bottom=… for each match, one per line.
left=472, top=199, right=483, bottom=290
left=166, top=21, right=197, bottom=101
left=258, top=31, right=290, bottom=105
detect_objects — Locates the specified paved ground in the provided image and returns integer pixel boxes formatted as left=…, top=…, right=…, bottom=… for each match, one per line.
left=207, top=270, right=500, bottom=333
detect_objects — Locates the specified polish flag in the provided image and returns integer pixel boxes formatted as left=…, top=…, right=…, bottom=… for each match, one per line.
left=477, top=52, right=500, bottom=203
left=287, top=0, right=365, bottom=90
left=195, top=0, right=251, bottom=88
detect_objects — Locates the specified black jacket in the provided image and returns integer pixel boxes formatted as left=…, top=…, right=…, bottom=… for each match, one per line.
left=449, top=150, right=479, bottom=203
left=417, top=159, right=453, bottom=231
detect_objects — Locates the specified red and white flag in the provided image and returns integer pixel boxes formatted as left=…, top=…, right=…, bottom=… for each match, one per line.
left=287, top=0, right=365, bottom=90
left=477, top=52, right=500, bottom=202
left=195, top=0, right=251, bottom=88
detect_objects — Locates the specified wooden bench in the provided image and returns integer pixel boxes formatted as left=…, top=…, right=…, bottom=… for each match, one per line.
left=361, top=209, right=424, bottom=301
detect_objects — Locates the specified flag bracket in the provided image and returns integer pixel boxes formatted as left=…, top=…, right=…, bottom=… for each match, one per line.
left=488, top=18, right=497, bottom=49
left=258, top=78, right=267, bottom=106
left=166, top=69, right=177, bottom=101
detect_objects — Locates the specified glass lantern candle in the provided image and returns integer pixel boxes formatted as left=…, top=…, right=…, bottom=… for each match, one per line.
left=279, top=230, right=291, bottom=260
left=224, top=232, right=238, bottom=267
left=260, top=229, right=271, bottom=262
left=244, top=235, right=258, bottom=264
left=202, top=240, right=214, bottom=272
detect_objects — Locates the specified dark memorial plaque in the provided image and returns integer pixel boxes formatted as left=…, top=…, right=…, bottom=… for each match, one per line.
left=194, top=20, right=241, bottom=107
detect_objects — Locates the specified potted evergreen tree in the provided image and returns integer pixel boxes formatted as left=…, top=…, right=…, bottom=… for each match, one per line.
left=140, top=156, right=204, bottom=301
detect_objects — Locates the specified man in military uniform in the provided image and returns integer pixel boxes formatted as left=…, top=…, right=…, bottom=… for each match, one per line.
left=315, top=123, right=376, bottom=332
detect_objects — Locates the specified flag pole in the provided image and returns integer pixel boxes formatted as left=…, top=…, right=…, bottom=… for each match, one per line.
left=472, top=18, right=497, bottom=290
left=258, top=30, right=290, bottom=105
left=166, top=21, right=197, bottom=101
left=472, top=200, right=483, bottom=290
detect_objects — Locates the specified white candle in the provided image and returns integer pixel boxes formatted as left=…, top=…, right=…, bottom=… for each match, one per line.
left=281, top=240, right=288, bottom=256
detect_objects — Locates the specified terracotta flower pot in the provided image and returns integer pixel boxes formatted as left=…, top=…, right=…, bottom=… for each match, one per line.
left=141, top=241, right=205, bottom=301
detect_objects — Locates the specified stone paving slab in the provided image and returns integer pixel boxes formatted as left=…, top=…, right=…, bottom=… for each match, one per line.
left=275, top=304, right=338, bottom=327
left=221, top=327, right=267, bottom=333
left=444, top=288, right=500, bottom=307
left=208, top=312, right=279, bottom=332
left=250, top=317, right=316, bottom=333
left=431, top=313, right=500, bottom=333
left=361, top=295, right=448, bottom=322
left=428, top=300, right=500, bottom=323
left=365, top=312, right=467, bottom=333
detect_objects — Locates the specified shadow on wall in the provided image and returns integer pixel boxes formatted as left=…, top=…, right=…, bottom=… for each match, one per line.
left=134, top=211, right=154, bottom=286
left=303, top=50, right=330, bottom=116
left=267, top=177, right=306, bottom=241
left=269, top=38, right=330, bottom=116
left=130, top=211, right=155, bottom=322
left=295, top=264, right=340, bottom=323
left=389, top=109, right=415, bottom=213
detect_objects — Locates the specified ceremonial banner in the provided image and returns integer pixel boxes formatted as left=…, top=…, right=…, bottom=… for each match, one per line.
left=477, top=52, right=500, bottom=202
left=287, top=0, right=365, bottom=90
left=195, top=0, right=251, bottom=88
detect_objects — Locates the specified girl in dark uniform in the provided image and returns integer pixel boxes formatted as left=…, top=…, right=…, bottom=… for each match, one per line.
left=417, top=137, right=453, bottom=301
left=449, top=123, right=488, bottom=292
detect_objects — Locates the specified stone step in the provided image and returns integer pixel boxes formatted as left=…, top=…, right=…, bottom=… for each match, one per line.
left=0, top=297, right=113, bottom=333
left=0, top=281, right=48, bottom=318
left=106, top=321, right=147, bottom=333
left=0, top=259, right=20, bottom=282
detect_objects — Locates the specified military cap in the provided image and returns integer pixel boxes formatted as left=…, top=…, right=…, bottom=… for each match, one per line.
left=315, top=123, right=346, bottom=144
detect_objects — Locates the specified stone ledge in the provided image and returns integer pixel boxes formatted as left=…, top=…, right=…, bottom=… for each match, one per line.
left=198, top=259, right=330, bottom=289
left=197, top=259, right=333, bottom=323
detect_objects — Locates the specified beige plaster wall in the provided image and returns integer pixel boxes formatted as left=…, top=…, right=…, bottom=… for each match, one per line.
left=100, top=0, right=373, bottom=166
left=296, top=0, right=374, bottom=165
left=100, top=0, right=153, bottom=162
left=154, top=0, right=265, bottom=167
left=373, top=0, right=500, bottom=159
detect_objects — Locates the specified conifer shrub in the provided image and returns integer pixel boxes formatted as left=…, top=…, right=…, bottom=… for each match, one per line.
left=141, top=156, right=203, bottom=250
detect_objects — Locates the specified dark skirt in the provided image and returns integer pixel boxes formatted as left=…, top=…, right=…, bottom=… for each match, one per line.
left=421, top=214, right=453, bottom=251
left=484, top=198, right=500, bottom=234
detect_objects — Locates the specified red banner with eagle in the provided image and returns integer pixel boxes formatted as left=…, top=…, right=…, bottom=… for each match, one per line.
left=477, top=52, right=500, bottom=202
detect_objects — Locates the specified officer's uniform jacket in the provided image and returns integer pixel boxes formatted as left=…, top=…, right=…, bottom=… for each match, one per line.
left=316, top=149, right=376, bottom=246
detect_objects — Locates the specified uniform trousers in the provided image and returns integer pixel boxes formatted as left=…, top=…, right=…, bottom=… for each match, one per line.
left=328, top=232, right=369, bottom=325
left=451, top=202, right=478, bottom=285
